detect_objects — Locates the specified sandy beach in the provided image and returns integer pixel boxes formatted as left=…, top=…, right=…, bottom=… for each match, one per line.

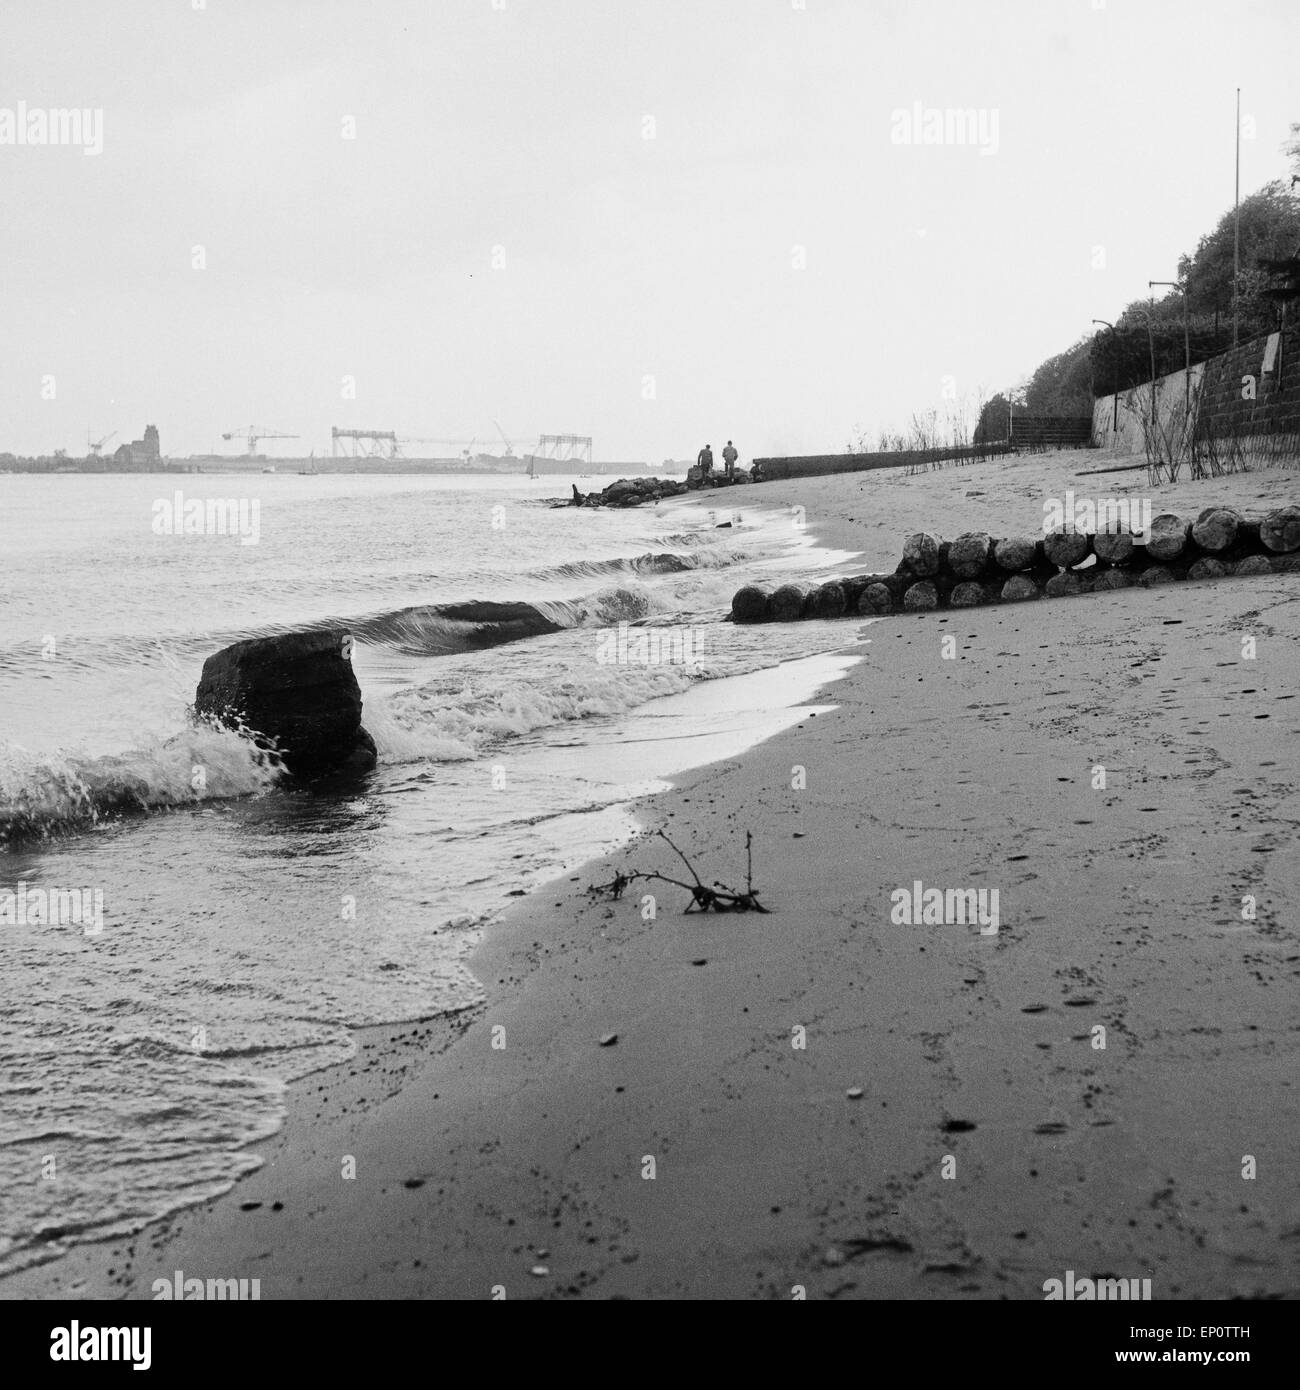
left=8, top=448, right=1299, bottom=1302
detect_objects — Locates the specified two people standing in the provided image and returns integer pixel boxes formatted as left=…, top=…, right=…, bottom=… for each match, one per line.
left=696, top=440, right=740, bottom=482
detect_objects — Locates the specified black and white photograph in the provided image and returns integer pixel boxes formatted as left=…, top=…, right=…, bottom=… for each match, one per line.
left=1, top=0, right=1297, bottom=1357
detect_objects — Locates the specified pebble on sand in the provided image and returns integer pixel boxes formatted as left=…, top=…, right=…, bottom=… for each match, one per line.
left=599, top=1032, right=619, bottom=1047
left=530, top=1265, right=549, bottom=1277
left=846, top=1087, right=864, bottom=1099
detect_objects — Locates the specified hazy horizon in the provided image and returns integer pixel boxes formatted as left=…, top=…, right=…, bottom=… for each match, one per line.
left=1, top=0, right=1296, bottom=461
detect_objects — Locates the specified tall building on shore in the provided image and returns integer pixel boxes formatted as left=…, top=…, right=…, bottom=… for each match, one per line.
left=113, top=425, right=161, bottom=470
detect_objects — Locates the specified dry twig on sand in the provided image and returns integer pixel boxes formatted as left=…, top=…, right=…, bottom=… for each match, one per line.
left=589, top=829, right=771, bottom=913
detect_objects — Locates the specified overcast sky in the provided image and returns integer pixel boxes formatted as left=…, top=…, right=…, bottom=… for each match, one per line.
left=1, top=0, right=1296, bottom=462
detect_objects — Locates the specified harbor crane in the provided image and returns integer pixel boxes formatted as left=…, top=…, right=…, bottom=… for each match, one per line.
left=492, top=420, right=516, bottom=457
left=222, top=426, right=300, bottom=457
left=87, top=430, right=117, bottom=456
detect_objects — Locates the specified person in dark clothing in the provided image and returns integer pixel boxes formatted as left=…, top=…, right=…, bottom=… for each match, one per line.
left=722, top=440, right=738, bottom=480
left=697, top=443, right=714, bottom=478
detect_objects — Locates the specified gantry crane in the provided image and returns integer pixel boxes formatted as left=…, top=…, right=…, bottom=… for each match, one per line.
left=222, top=426, right=300, bottom=457
left=87, top=430, right=117, bottom=456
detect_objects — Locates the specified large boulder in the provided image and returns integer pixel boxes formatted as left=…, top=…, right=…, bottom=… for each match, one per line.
left=901, top=532, right=942, bottom=576
left=902, top=580, right=939, bottom=611
left=1191, top=507, right=1243, bottom=553
left=1043, top=530, right=1091, bottom=569
left=1093, top=528, right=1135, bottom=566
left=770, top=584, right=810, bottom=621
left=730, top=585, right=770, bottom=623
left=809, top=581, right=848, bottom=619
left=601, top=479, right=642, bottom=506
left=1001, top=574, right=1040, bottom=602
left=1146, top=513, right=1192, bottom=561
left=195, top=630, right=377, bottom=778
left=1260, top=506, right=1300, bottom=553
left=857, top=582, right=894, bottom=614
left=994, top=536, right=1040, bottom=572
left=948, top=532, right=993, bottom=578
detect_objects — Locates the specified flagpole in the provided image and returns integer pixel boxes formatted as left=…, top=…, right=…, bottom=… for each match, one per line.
left=1233, top=87, right=1241, bottom=347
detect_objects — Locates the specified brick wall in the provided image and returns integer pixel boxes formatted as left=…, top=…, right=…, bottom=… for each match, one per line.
left=1194, top=329, right=1300, bottom=442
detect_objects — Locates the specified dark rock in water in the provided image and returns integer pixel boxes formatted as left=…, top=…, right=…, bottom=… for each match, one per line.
left=809, top=580, right=848, bottom=619
left=430, top=600, right=563, bottom=648
left=770, top=583, right=810, bottom=622
left=590, top=475, right=690, bottom=507
left=195, top=630, right=377, bottom=778
left=730, top=585, right=771, bottom=624
left=840, top=575, right=873, bottom=606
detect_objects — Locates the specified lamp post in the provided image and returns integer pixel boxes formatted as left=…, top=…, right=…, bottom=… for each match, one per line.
left=1092, top=318, right=1119, bottom=439
left=1150, top=279, right=1191, bottom=416
left=1128, top=308, right=1156, bottom=469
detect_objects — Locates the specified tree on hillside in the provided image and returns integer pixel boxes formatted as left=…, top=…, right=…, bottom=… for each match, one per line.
left=974, top=393, right=1011, bottom=443
left=1022, top=338, right=1094, bottom=415
left=1169, top=181, right=1300, bottom=337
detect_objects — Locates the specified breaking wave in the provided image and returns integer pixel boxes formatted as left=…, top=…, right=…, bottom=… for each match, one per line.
left=0, top=723, right=283, bottom=843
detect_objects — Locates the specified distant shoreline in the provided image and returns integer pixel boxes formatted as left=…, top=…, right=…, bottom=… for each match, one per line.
left=0, top=460, right=676, bottom=478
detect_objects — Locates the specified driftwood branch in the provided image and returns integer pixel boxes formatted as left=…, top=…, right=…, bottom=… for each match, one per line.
left=589, top=829, right=771, bottom=913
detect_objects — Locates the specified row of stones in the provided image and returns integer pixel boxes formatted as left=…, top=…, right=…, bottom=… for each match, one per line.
left=730, top=505, right=1300, bottom=622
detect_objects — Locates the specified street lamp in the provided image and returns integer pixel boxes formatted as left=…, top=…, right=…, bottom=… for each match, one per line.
left=1150, top=279, right=1191, bottom=415
left=1135, top=306, right=1160, bottom=449
left=1092, top=318, right=1119, bottom=437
